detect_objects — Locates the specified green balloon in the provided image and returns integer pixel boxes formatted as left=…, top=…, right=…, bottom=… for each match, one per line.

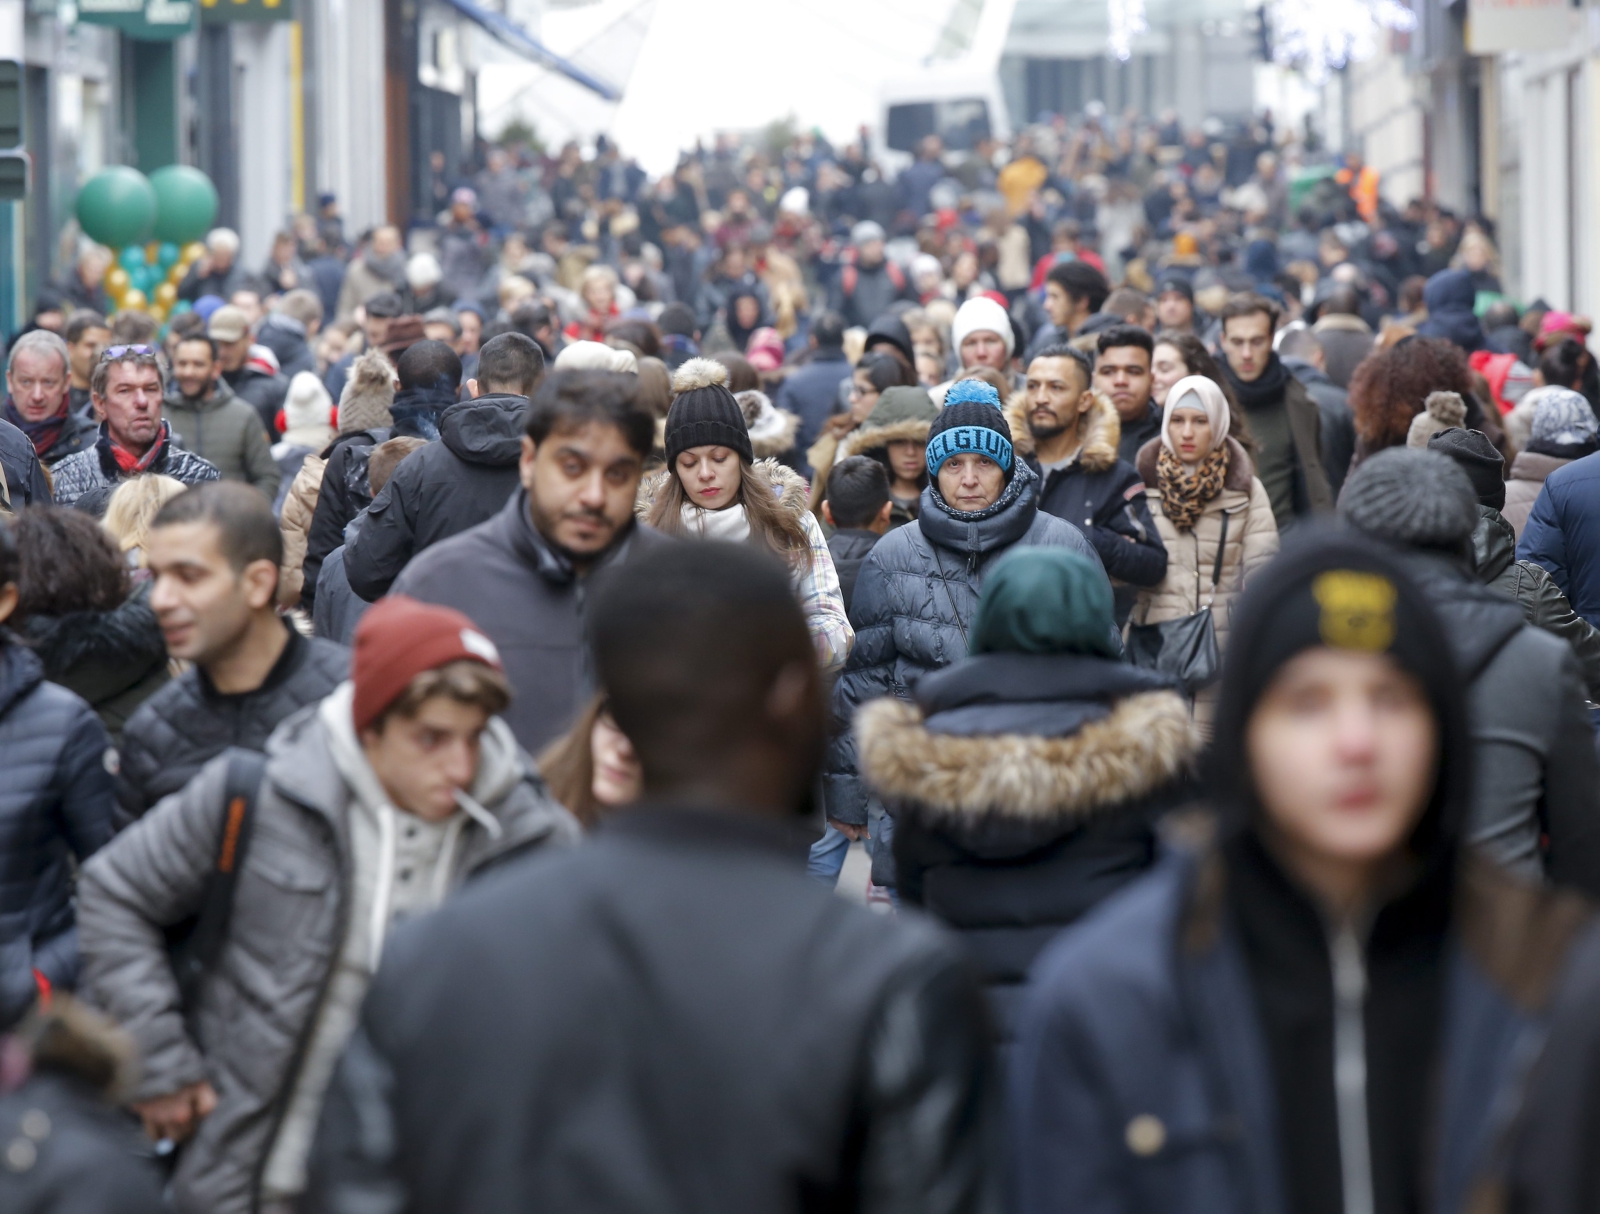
left=75, top=168, right=157, bottom=249
left=170, top=300, right=193, bottom=315
left=149, top=166, right=219, bottom=245
left=157, top=241, right=181, bottom=269
left=119, top=244, right=147, bottom=270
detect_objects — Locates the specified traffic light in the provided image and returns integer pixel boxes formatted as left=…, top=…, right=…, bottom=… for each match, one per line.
left=0, top=60, right=27, bottom=202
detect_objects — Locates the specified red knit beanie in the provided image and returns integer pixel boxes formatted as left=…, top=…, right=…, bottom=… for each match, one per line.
left=351, top=596, right=504, bottom=733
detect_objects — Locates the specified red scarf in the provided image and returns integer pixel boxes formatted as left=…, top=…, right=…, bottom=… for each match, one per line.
left=109, top=423, right=168, bottom=474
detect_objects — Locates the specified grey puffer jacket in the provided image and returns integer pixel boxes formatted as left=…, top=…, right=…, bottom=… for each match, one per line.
left=78, top=697, right=579, bottom=1214
left=824, top=461, right=1110, bottom=832
left=115, top=627, right=348, bottom=823
left=0, top=642, right=117, bottom=1028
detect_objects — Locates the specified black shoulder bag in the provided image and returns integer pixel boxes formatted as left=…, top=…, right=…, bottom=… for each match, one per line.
left=1126, top=508, right=1230, bottom=696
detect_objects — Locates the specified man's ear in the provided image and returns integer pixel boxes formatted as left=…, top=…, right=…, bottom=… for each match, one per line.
left=874, top=499, right=894, bottom=528
left=466, top=378, right=482, bottom=399
left=242, top=559, right=280, bottom=611
left=821, top=501, right=836, bottom=528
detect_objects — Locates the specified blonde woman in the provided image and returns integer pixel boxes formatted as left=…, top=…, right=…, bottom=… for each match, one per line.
left=101, top=474, right=186, bottom=569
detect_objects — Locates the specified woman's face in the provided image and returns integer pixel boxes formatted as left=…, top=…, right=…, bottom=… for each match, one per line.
left=1150, top=342, right=1189, bottom=408
left=886, top=439, right=925, bottom=486
left=590, top=711, right=641, bottom=808
left=1168, top=407, right=1213, bottom=464
left=734, top=296, right=761, bottom=329
left=952, top=251, right=978, bottom=287
left=850, top=371, right=882, bottom=423
left=584, top=277, right=614, bottom=313
left=915, top=351, right=944, bottom=387
left=1247, top=647, right=1437, bottom=881
left=676, top=445, right=743, bottom=510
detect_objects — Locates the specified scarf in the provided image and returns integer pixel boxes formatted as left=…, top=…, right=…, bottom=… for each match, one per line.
left=1220, top=351, right=1292, bottom=413
left=108, top=421, right=169, bottom=475
left=1157, top=443, right=1229, bottom=531
left=681, top=501, right=751, bottom=542
left=2, top=395, right=68, bottom=457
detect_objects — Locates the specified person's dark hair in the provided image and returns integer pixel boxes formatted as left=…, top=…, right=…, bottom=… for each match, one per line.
left=1152, top=331, right=1256, bottom=455
left=825, top=455, right=891, bottom=528
left=1046, top=259, right=1111, bottom=312
left=656, top=302, right=698, bottom=339
left=1324, top=284, right=1363, bottom=317
left=1348, top=336, right=1474, bottom=452
left=635, top=357, right=673, bottom=419
left=1539, top=338, right=1588, bottom=391
left=63, top=310, right=108, bottom=345
left=1095, top=324, right=1154, bottom=359
left=175, top=334, right=220, bottom=363
left=812, top=310, right=846, bottom=350
left=0, top=517, right=14, bottom=592
left=11, top=506, right=127, bottom=621
left=1218, top=293, right=1279, bottom=331
left=1028, top=342, right=1092, bottom=386
left=476, top=332, right=545, bottom=397
left=588, top=541, right=816, bottom=800
left=856, top=350, right=905, bottom=394
left=167, top=311, right=206, bottom=343
left=1398, top=276, right=1428, bottom=315
left=395, top=339, right=462, bottom=391
left=509, top=300, right=554, bottom=339
left=713, top=353, right=761, bottom=394
left=151, top=481, right=284, bottom=575
left=109, top=311, right=159, bottom=344
left=1481, top=300, right=1520, bottom=332
left=525, top=369, right=655, bottom=459
left=605, top=319, right=661, bottom=361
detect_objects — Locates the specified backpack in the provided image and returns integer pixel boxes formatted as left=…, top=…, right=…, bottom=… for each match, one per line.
left=840, top=258, right=906, bottom=300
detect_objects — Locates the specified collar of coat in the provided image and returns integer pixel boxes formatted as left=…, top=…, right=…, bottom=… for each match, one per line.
left=634, top=456, right=809, bottom=523
left=1135, top=435, right=1257, bottom=495
left=1004, top=386, right=1121, bottom=473
left=839, top=414, right=934, bottom=461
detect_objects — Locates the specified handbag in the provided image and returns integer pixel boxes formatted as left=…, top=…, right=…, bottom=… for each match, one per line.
left=1126, top=508, right=1229, bottom=695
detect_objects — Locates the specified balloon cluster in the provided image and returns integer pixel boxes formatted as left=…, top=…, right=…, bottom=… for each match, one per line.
left=74, top=165, right=220, bottom=323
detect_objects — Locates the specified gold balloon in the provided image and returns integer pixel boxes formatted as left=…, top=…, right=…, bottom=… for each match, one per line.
left=154, top=282, right=178, bottom=308
left=181, top=241, right=206, bottom=264
left=145, top=241, right=161, bottom=263
left=105, top=267, right=131, bottom=300
left=149, top=303, right=168, bottom=323
left=168, top=263, right=186, bottom=285
left=120, top=289, right=148, bottom=312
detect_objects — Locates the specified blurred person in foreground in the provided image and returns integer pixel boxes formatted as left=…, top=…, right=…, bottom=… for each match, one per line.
left=308, top=541, right=1000, bottom=1214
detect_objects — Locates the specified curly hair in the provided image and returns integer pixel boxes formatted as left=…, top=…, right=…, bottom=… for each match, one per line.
left=1347, top=337, right=1473, bottom=451
left=11, top=506, right=128, bottom=621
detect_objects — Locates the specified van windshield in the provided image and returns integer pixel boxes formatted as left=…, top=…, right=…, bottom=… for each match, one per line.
left=886, top=98, right=992, bottom=153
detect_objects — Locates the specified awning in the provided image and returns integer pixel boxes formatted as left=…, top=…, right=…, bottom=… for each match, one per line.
left=433, top=0, right=623, bottom=101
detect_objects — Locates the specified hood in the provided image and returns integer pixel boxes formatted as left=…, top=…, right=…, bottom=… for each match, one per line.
left=1417, top=271, right=1484, bottom=351
left=1472, top=504, right=1516, bottom=584
left=864, top=313, right=914, bottom=367
left=635, top=456, right=809, bottom=522
left=0, top=640, right=44, bottom=719
left=17, top=585, right=166, bottom=690
left=1244, top=238, right=1278, bottom=282
left=1508, top=449, right=1571, bottom=485
left=1004, top=387, right=1120, bottom=473
left=841, top=387, right=941, bottom=461
left=389, top=383, right=460, bottom=441
left=439, top=393, right=527, bottom=466
left=736, top=391, right=802, bottom=459
left=1134, top=435, right=1256, bottom=494
left=1404, top=549, right=1527, bottom=682
left=916, top=457, right=1042, bottom=559
left=255, top=313, right=310, bottom=364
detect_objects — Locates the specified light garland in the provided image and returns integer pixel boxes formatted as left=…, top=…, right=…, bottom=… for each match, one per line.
left=1267, top=0, right=1417, bottom=81
left=1107, top=0, right=1147, bottom=61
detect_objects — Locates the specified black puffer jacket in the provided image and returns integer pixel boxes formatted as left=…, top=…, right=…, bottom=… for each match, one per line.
left=0, top=642, right=116, bottom=1028
left=343, top=393, right=526, bottom=601
left=17, top=582, right=169, bottom=750
left=858, top=652, right=1197, bottom=1045
left=114, top=626, right=347, bottom=822
left=0, top=418, right=55, bottom=509
left=302, top=428, right=389, bottom=613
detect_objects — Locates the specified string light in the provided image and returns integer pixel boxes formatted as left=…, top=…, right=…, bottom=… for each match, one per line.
left=1107, top=0, right=1147, bottom=61
left=1267, top=0, right=1417, bottom=81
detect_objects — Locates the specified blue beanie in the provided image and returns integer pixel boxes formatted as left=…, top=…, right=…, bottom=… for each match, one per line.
left=926, top=385, right=1014, bottom=479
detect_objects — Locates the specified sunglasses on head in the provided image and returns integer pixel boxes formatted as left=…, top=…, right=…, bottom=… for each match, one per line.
left=98, top=344, right=158, bottom=362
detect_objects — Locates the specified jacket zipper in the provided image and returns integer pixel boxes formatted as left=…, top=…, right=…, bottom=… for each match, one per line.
left=1330, top=923, right=1376, bottom=1214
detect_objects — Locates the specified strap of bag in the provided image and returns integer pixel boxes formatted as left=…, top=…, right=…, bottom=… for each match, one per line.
left=928, top=544, right=970, bottom=649
left=1204, top=508, right=1231, bottom=608
left=175, top=749, right=266, bottom=1004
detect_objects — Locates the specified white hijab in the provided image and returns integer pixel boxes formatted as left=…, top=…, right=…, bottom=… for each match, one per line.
left=1159, top=374, right=1231, bottom=460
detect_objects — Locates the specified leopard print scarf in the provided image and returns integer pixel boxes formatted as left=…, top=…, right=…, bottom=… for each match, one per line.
left=1157, top=444, right=1229, bottom=532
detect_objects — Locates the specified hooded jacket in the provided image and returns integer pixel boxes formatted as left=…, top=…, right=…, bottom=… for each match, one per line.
left=774, top=349, right=851, bottom=470
left=840, top=386, right=942, bottom=525
left=1416, top=269, right=1486, bottom=353
left=78, top=694, right=578, bottom=1214
left=163, top=377, right=281, bottom=500
left=1519, top=450, right=1600, bottom=628
left=302, top=429, right=390, bottom=613
left=1283, top=355, right=1357, bottom=494
left=343, top=393, right=528, bottom=601
left=859, top=652, right=1196, bottom=1045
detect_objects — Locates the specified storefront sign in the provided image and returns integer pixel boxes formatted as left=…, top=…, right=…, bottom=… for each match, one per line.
left=77, top=0, right=197, bottom=40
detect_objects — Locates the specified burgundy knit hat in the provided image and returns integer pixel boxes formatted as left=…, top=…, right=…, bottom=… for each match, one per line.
left=351, top=596, right=503, bottom=732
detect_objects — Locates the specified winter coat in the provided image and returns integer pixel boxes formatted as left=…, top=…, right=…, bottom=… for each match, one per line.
left=1503, top=449, right=1571, bottom=539
left=305, top=805, right=999, bottom=1214
left=1310, top=310, right=1374, bottom=388
left=1416, top=269, right=1486, bottom=353
left=1116, top=402, right=1163, bottom=467
left=838, top=386, right=942, bottom=525
left=223, top=365, right=290, bottom=438
left=334, top=255, right=406, bottom=324
left=0, top=642, right=117, bottom=1028
left=1283, top=355, right=1357, bottom=494
left=825, top=461, right=1110, bottom=833
left=115, top=627, right=348, bottom=823
left=6, top=400, right=99, bottom=468
left=17, top=582, right=169, bottom=750
left=256, top=314, right=315, bottom=380
left=1474, top=505, right=1600, bottom=702
left=163, top=379, right=280, bottom=500
left=774, top=352, right=851, bottom=468
left=49, top=422, right=220, bottom=507
left=392, top=491, right=670, bottom=753
left=1518, top=450, right=1600, bottom=628
left=176, top=260, right=248, bottom=303
left=278, top=453, right=326, bottom=609
left=78, top=697, right=578, bottom=1214
left=832, top=258, right=910, bottom=329
left=302, top=429, right=389, bottom=614
left=312, top=543, right=367, bottom=644
left=859, top=652, right=1197, bottom=1044
left=0, top=418, right=50, bottom=512
left=827, top=528, right=881, bottom=613
left=343, top=393, right=527, bottom=602
left=1006, top=390, right=1168, bottom=620
left=1011, top=822, right=1600, bottom=1214
left=1132, top=438, right=1279, bottom=730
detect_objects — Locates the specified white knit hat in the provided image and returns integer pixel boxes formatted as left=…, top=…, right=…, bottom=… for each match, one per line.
left=284, top=371, right=333, bottom=432
left=553, top=340, right=638, bottom=374
left=951, top=296, right=1015, bottom=361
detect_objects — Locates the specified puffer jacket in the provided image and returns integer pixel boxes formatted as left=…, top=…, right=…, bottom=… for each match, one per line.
left=1474, top=505, right=1600, bottom=700
left=50, top=422, right=220, bottom=507
left=858, top=651, right=1196, bottom=1045
left=343, top=393, right=527, bottom=602
left=78, top=696, right=578, bottom=1214
left=1132, top=437, right=1279, bottom=731
left=17, top=582, right=169, bottom=750
left=115, top=626, right=348, bottom=823
left=163, top=379, right=281, bottom=500
left=824, top=461, right=1109, bottom=833
left=302, top=429, right=389, bottom=613
left=1503, top=449, right=1574, bottom=539
left=0, top=642, right=117, bottom=1028
left=278, top=452, right=326, bottom=608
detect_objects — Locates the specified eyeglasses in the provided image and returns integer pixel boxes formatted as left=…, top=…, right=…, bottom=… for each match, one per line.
left=98, top=344, right=158, bottom=362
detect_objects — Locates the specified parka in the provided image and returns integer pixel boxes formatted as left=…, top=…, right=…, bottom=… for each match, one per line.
left=163, top=378, right=281, bottom=500
left=839, top=386, right=942, bottom=526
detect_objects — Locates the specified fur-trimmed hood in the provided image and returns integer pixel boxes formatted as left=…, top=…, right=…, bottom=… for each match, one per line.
left=856, top=686, right=1197, bottom=826
left=735, top=390, right=802, bottom=458
left=636, top=456, right=809, bottom=521
left=1135, top=435, right=1257, bottom=494
left=1004, top=387, right=1122, bottom=473
left=18, top=586, right=167, bottom=692
left=839, top=414, right=932, bottom=460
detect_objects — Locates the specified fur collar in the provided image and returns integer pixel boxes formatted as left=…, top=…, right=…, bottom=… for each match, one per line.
left=636, top=456, right=809, bottom=522
left=1135, top=435, right=1256, bottom=494
left=839, top=415, right=934, bottom=460
left=1004, top=387, right=1121, bottom=473
left=749, top=408, right=800, bottom=458
left=855, top=690, right=1197, bottom=823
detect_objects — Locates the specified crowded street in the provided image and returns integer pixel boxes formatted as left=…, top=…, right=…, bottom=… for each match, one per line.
left=4, top=0, right=1600, bottom=1209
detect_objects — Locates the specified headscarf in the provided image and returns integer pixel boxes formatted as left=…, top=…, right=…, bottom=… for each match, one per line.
left=1157, top=375, right=1233, bottom=532
left=1159, top=374, right=1231, bottom=457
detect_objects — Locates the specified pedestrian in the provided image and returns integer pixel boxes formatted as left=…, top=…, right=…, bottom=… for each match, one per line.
left=1026, top=259, right=1111, bottom=358
left=642, top=359, right=852, bottom=671
left=1087, top=324, right=1161, bottom=463
left=0, top=517, right=117, bottom=1029
left=271, top=370, right=336, bottom=512
left=825, top=379, right=1111, bottom=889
left=344, top=332, right=542, bottom=601
left=836, top=384, right=940, bottom=526
left=1342, top=448, right=1600, bottom=892
left=773, top=311, right=850, bottom=469
left=1012, top=531, right=1597, bottom=1214
left=115, top=482, right=348, bottom=821
left=257, top=291, right=322, bottom=380
left=437, top=187, right=490, bottom=302
left=50, top=345, right=220, bottom=508
left=63, top=309, right=112, bottom=419
left=3, top=330, right=97, bottom=467
left=1215, top=293, right=1333, bottom=527
left=324, top=291, right=402, bottom=403
left=1277, top=327, right=1356, bottom=494
left=164, top=333, right=281, bottom=500
left=804, top=350, right=902, bottom=510
left=334, top=227, right=408, bottom=324
left=390, top=368, right=664, bottom=753
left=305, top=542, right=999, bottom=1214
left=175, top=228, right=249, bottom=303
left=858, top=547, right=1196, bottom=1044
left=1347, top=335, right=1485, bottom=468
left=535, top=694, right=642, bottom=828
left=79, top=595, right=577, bottom=1214
left=820, top=454, right=892, bottom=612
left=314, top=436, right=426, bottom=644
left=1502, top=386, right=1598, bottom=538
left=832, top=220, right=910, bottom=327
left=9, top=506, right=169, bottom=748
left=205, top=305, right=289, bottom=438
left=946, top=294, right=1016, bottom=386
left=101, top=474, right=185, bottom=568
left=1415, top=267, right=1486, bottom=353
left=1153, top=275, right=1196, bottom=335
left=1310, top=284, right=1375, bottom=388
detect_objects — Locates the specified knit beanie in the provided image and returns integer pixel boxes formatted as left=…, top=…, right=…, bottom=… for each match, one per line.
left=283, top=371, right=333, bottom=433
left=950, top=296, right=1015, bottom=361
left=554, top=341, right=638, bottom=374
left=351, top=595, right=504, bottom=733
left=1426, top=427, right=1506, bottom=511
left=1404, top=391, right=1467, bottom=449
left=1527, top=386, right=1599, bottom=447
left=969, top=548, right=1118, bottom=659
left=665, top=357, right=753, bottom=464
left=926, top=385, right=1015, bottom=480
left=337, top=348, right=396, bottom=435
left=1338, top=447, right=1479, bottom=553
